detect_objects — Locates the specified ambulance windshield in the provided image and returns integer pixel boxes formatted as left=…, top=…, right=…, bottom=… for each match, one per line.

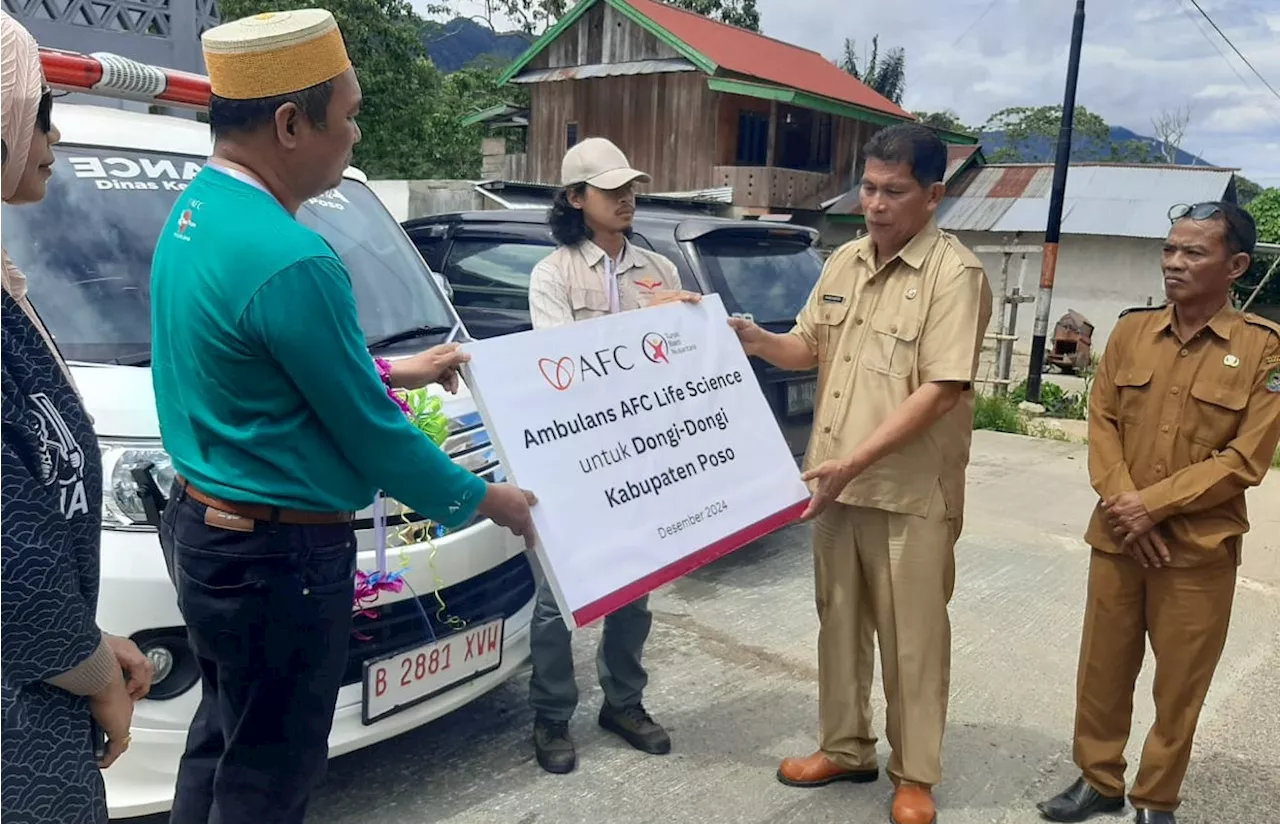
left=0, top=145, right=455, bottom=364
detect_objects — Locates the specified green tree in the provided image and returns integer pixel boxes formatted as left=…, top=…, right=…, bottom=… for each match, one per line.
left=1236, top=175, right=1263, bottom=206
left=837, top=35, right=905, bottom=104
left=980, top=105, right=1152, bottom=163
left=665, top=0, right=760, bottom=30
left=1235, top=187, right=1280, bottom=309
left=1249, top=187, right=1280, bottom=241
left=468, top=0, right=759, bottom=33
left=218, top=0, right=508, bottom=178
left=913, top=109, right=974, bottom=135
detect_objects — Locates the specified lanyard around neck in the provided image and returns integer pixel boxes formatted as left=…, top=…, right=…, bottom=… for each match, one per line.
left=205, top=160, right=274, bottom=198
left=603, top=252, right=622, bottom=314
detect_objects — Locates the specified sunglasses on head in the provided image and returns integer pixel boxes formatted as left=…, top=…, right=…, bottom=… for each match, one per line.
left=1168, top=202, right=1223, bottom=223
left=1168, top=201, right=1249, bottom=254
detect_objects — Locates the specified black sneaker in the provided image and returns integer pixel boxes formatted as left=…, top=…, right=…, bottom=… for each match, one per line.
left=598, top=703, right=671, bottom=755
left=533, top=717, right=577, bottom=774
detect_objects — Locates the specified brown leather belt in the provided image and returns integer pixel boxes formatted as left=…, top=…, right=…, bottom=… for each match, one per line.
left=176, top=476, right=354, bottom=525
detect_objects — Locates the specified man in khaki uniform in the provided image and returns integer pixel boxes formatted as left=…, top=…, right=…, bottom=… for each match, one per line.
left=525, top=137, right=698, bottom=775
left=1038, top=202, right=1280, bottom=824
left=731, top=123, right=992, bottom=824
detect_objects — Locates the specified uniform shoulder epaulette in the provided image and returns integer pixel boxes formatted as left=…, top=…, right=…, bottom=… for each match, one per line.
left=821, top=239, right=864, bottom=271
left=1118, top=304, right=1164, bottom=318
left=1243, top=312, right=1280, bottom=337
left=941, top=233, right=984, bottom=271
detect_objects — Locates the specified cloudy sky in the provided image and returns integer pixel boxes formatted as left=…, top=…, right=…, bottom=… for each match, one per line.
left=423, top=0, right=1280, bottom=186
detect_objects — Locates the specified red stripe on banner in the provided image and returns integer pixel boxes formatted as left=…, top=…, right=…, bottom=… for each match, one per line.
left=571, top=499, right=810, bottom=627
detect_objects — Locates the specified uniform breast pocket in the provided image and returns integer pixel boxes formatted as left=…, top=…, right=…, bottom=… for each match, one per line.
left=1114, top=367, right=1154, bottom=422
left=570, top=284, right=610, bottom=317
left=815, top=301, right=850, bottom=362
left=1188, top=379, right=1249, bottom=450
left=862, top=313, right=922, bottom=379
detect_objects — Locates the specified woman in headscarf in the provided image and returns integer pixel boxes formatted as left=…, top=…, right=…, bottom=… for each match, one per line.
left=2, top=12, right=153, bottom=823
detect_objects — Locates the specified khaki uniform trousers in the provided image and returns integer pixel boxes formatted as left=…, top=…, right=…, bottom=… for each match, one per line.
left=1074, top=547, right=1236, bottom=813
left=813, top=485, right=960, bottom=787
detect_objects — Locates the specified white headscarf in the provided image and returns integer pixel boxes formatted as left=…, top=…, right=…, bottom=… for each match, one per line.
left=2, top=11, right=75, bottom=390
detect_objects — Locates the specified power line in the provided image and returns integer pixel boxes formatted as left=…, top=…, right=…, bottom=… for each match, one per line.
left=952, top=0, right=1001, bottom=48
left=1173, top=0, right=1280, bottom=128
left=1184, top=0, right=1280, bottom=103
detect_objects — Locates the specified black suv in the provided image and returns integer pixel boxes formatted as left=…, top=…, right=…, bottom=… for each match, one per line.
left=402, top=210, right=822, bottom=460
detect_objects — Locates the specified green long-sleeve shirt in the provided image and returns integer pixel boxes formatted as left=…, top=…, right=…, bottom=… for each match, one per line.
left=150, top=167, right=485, bottom=526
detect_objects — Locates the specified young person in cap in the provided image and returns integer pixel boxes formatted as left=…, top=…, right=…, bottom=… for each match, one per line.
left=149, top=10, right=536, bottom=822
left=525, top=136, right=699, bottom=774
left=1036, top=203, right=1280, bottom=824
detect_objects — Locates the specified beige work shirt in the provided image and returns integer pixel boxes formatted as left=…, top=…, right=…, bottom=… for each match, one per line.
left=528, top=239, right=681, bottom=329
left=1085, top=303, right=1280, bottom=563
left=793, top=221, right=993, bottom=518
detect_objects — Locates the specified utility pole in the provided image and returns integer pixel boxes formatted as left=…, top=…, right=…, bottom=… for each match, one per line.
left=1026, top=0, right=1086, bottom=403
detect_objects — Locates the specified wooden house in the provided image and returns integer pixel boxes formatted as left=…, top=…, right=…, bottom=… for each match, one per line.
left=470, top=0, right=978, bottom=215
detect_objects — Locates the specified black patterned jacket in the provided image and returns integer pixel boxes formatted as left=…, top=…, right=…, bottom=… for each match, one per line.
left=1, top=290, right=108, bottom=823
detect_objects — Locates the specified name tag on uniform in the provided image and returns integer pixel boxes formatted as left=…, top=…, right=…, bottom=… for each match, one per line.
left=822, top=294, right=846, bottom=304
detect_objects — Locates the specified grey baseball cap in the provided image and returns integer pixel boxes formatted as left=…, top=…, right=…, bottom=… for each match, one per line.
left=561, top=137, right=651, bottom=190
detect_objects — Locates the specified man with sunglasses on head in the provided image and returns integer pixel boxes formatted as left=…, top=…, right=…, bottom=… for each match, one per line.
left=1037, top=201, right=1280, bottom=824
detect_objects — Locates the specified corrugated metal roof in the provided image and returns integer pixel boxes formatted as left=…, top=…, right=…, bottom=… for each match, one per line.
left=623, top=0, right=913, bottom=120
left=824, top=145, right=983, bottom=215
left=938, top=164, right=1237, bottom=238
left=509, top=58, right=698, bottom=83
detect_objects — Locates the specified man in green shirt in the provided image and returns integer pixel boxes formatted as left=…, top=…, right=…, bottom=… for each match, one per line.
left=149, top=11, right=535, bottom=823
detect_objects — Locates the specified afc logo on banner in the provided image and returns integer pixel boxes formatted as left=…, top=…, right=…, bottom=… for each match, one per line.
left=538, top=346, right=633, bottom=391
left=537, top=332, right=682, bottom=391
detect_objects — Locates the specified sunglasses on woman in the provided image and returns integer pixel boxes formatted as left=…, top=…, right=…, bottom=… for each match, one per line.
left=36, top=86, right=54, bottom=134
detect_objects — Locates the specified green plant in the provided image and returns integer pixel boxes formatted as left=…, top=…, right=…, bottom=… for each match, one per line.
left=1235, top=188, right=1280, bottom=308
left=973, top=394, right=1027, bottom=435
left=1009, top=378, right=1088, bottom=420
left=1026, top=420, right=1072, bottom=442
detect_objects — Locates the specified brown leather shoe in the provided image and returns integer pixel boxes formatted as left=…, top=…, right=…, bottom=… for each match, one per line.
left=891, top=783, right=937, bottom=824
left=776, top=751, right=879, bottom=788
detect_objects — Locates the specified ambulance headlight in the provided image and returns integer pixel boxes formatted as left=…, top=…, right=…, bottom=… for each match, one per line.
left=100, top=441, right=175, bottom=530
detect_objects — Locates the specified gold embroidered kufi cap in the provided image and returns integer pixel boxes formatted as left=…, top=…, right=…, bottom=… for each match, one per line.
left=202, top=8, right=351, bottom=101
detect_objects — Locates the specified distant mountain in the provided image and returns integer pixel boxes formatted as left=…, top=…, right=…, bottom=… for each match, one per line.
left=979, top=126, right=1217, bottom=167
left=421, top=18, right=532, bottom=73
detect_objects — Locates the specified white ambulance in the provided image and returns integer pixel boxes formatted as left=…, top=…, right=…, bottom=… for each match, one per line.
left=1, top=49, right=535, bottom=818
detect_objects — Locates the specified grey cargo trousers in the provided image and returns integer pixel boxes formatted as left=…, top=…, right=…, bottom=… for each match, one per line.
left=528, top=579, right=652, bottom=721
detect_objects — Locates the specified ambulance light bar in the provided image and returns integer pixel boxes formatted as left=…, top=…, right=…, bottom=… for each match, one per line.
left=40, top=48, right=211, bottom=111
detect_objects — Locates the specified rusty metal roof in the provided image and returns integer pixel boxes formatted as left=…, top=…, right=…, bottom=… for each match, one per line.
left=508, top=58, right=699, bottom=83
left=937, top=163, right=1237, bottom=238
left=824, top=145, right=983, bottom=216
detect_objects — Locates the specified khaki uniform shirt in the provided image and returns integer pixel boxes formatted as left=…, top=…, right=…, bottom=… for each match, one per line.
left=1085, top=303, right=1280, bottom=563
left=792, top=221, right=994, bottom=519
left=528, top=239, right=681, bottom=329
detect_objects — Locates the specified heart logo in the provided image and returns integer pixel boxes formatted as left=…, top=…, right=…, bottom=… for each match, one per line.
left=538, top=356, right=575, bottom=391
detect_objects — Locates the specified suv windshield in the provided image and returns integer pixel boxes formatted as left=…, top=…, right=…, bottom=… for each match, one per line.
left=696, top=234, right=823, bottom=326
left=0, top=145, right=455, bottom=363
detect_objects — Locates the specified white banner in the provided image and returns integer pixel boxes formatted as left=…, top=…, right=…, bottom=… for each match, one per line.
left=462, top=294, right=809, bottom=629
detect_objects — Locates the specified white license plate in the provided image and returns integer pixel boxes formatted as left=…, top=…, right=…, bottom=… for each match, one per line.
left=361, top=617, right=505, bottom=725
left=786, top=379, right=817, bottom=416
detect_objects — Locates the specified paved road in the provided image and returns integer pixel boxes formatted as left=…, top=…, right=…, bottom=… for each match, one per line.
left=154, top=432, right=1280, bottom=824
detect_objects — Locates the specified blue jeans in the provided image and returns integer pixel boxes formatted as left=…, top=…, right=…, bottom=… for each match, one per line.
left=159, top=489, right=356, bottom=824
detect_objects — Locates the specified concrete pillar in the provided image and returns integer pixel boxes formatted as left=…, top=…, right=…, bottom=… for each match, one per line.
left=481, top=137, right=507, bottom=181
